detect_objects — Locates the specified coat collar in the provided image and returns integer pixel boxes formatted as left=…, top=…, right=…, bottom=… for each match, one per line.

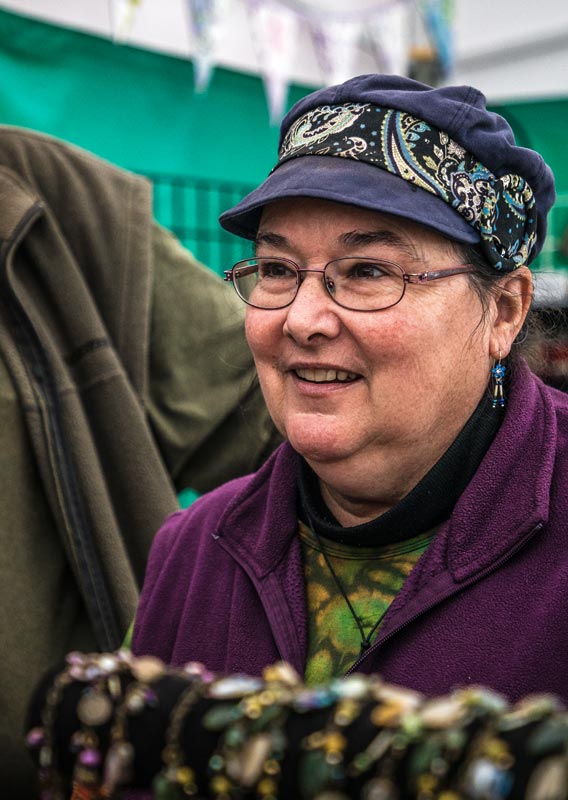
left=446, top=360, right=553, bottom=581
left=213, top=442, right=301, bottom=579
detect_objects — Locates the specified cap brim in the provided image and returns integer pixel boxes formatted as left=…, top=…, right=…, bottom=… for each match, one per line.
left=219, top=155, right=480, bottom=246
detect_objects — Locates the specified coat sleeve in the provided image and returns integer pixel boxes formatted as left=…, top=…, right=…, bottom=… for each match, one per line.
left=145, top=223, right=281, bottom=495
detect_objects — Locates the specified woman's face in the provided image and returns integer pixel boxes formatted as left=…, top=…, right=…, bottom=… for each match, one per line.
left=245, top=198, right=498, bottom=517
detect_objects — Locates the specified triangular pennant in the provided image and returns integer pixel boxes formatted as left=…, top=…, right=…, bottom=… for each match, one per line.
left=186, top=0, right=226, bottom=93
left=309, top=17, right=362, bottom=87
left=366, top=1, right=410, bottom=76
left=247, top=0, right=299, bottom=125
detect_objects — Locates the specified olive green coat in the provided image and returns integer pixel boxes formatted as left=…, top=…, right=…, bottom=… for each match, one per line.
left=0, top=127, right=277, bottom=795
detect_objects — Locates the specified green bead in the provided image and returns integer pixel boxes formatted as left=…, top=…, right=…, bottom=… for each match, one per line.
left=300, top=750, right=335, bottom=797
left=225, top=725, right=245, bottom=747
left=250, top=704, right=283, bottom=732
left=203, top=703, right=242, bottom=731
left=352, top=752, right=372, bottom=773
left=528, top=718, right=568, bottom=756
left=208, top=753, right=225, bottom=772
left=400, top=712, right=423, bottom=738
left=152, top=772, right=184, bottom=800
left=408, top=739, right=440, bottom=779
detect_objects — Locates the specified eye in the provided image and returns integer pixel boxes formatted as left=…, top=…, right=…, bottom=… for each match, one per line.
left=257, top=259, right=297, bottom=279
left=347, top=260, right=392, bottom=279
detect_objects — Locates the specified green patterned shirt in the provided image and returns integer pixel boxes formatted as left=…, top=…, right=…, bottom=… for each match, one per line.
left=300, top=521, right=434, bottom=686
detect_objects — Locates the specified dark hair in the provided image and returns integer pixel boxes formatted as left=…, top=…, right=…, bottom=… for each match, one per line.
left=454, top=241, right=550, bottom=374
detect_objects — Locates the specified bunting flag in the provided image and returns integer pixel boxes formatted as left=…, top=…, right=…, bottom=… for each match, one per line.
left=366, top=1, right=410, bottom=76
left=106, top=0, right=420, bottom=117
left=110, top=0, right=143, bottom=42
left=309, top=17, right=362, bottom=87
left=186, top=0, right=226, bottom=93
left=247, top=0, right=300, bottom=125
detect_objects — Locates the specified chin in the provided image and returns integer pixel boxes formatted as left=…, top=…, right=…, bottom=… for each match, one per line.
left=285, top=425, right=355, bottom=465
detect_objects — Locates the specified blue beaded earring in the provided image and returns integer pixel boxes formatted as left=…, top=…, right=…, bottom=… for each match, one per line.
left=491, top=351, right=507, bottom=409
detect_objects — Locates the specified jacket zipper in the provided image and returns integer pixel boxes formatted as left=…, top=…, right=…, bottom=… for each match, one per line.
left=345, top=522, right=544, bottom=676
left=0, top=203, right=122, bottom=650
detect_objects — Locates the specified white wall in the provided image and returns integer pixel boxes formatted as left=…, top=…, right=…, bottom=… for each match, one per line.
left=1, top=0, right=567, bottom=100
left=453, top=0, right=568, bottom=101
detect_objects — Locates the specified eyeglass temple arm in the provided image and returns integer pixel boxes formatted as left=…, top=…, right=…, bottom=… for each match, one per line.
left=224, top=264, right=261, bottom=282
left=404, top=264, right=476, bottom=284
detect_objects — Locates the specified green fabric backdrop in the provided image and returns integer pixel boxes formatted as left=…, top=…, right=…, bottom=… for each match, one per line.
left=0, top=7, right=310, bottom=183
left=492, top=101, right=568, bottom=271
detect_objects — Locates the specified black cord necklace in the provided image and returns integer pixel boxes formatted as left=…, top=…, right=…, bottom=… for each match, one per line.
left=305, top=510, right=389, bottom=659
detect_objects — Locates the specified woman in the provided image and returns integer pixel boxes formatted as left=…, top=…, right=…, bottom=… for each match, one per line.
left=132, top=74, right=568, bottom=703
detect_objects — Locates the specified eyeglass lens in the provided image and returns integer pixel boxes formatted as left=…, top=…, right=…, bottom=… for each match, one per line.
left=233, top=257, right=405, bottom=311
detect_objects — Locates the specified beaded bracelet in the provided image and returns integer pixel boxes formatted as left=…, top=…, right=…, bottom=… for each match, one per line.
left=246, top=662, right=301, bottom=799
left=153, top=661, right=215, bottom=798
left=301, top=674, right=377, bottom=797
left=99, top=655, right=171, bottom=797
left=26, top=661, right=74, bottom=800
left=202, top=662, right=301, bottom=800
left=204, top=671, right=268, bottom=798
left=27, top=651, right=134, bottom=800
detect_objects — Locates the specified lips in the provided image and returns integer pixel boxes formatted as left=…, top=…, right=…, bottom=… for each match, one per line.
left=294, top=368, right=360, bottom=383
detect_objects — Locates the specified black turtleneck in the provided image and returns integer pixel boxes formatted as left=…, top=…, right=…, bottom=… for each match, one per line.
left=297, top=395, right=504, bottom=547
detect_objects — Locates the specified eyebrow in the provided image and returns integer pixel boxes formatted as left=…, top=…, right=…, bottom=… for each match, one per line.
left=340, top=230, right=418, bottom=260
left=254, top=229, right=419, bottom=261
left=254, top=232, right=288, bottom=251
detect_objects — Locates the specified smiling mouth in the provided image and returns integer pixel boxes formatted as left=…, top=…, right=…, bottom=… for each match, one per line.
left=294, top=368, right=360, bottom=384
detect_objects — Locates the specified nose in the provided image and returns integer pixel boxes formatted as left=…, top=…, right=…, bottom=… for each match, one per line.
left=282, top=270, right=341, bottom=344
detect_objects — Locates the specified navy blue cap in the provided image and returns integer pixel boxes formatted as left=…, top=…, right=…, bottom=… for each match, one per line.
left=220, top=74, right=556, bottom=269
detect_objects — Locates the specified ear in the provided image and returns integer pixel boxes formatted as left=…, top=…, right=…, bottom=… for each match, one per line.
left=488, top=266, right=533, bottom=358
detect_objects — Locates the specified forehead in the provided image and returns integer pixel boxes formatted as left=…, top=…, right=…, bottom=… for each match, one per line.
left=257, top=197, right=455, bottom=258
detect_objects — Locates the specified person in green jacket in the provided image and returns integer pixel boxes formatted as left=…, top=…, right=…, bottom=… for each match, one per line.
left=0, top=126, right=279, bottom=797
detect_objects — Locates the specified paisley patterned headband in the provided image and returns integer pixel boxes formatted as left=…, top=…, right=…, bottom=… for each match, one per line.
left=277, top=103, right=537, bottom=272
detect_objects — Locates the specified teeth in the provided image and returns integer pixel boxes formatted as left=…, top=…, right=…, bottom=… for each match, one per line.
left=295, top=368, right=358, bottom=383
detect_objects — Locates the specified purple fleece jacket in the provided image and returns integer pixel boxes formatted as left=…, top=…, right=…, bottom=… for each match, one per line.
left=133, top=360, right=568, bottom=703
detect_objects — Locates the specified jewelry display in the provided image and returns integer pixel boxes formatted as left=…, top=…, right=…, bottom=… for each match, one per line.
left=26, top=651, right=568, bottom=800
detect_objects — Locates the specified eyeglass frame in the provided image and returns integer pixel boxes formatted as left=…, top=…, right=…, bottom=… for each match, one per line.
left=223, top=256, right=478, bottom=312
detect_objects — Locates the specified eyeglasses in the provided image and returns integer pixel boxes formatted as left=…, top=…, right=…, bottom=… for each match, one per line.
left=224, top=257, right=477, bottom=312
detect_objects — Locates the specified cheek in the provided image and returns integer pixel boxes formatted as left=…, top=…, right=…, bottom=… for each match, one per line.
left=400, top=301, right=490, bottom=393
left=361, top=301, right=486, bottom=385
left=245, top=312, right=289, bottom=434
left=357, top=315, right=422, bottom=368
left=245, top=311, right=283, bottom=394
left=245, top=311, right=275, bottom=363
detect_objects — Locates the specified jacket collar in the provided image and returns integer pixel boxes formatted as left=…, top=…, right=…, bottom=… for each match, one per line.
left=213, top=443, right=300, bottom=579
left=446, top=359, right=553, bottom=581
